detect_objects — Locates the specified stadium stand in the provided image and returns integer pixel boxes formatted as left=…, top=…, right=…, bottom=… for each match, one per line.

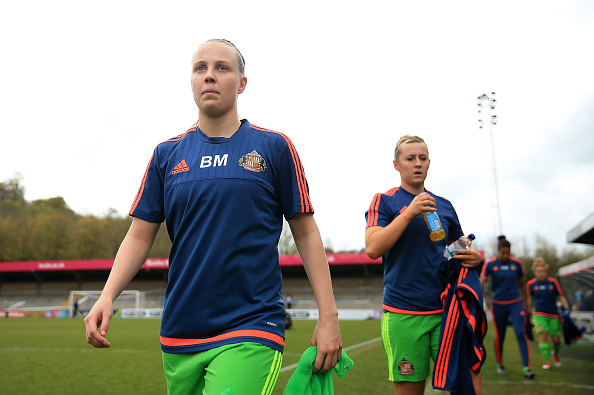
left=0, top=253, right=384, bottom=316
left=561, top=211, right=594, bottom=340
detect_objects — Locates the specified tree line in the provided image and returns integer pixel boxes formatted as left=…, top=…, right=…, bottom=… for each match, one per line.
left=0, top=175, right=171, bottom=261
left=1, top=174, right=592, bottom=279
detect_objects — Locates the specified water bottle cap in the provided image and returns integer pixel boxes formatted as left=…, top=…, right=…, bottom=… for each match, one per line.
left=468, top=234, right=476, bottom=240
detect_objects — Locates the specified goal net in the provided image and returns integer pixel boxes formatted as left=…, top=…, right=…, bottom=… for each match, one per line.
left=69, top=290, right=145, bottom=315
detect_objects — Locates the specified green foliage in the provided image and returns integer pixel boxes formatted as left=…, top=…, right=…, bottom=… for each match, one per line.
left=480, top=233, right=594, bottom=284
left=0, top=173, right=26, bottom=205
left=278, top=220, right=299, bottom=255
left=514, top=235, right=594, bottom=283
left=0, top=175, right=172, bottom=262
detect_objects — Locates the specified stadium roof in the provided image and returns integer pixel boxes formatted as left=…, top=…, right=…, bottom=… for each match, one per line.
left=567, top=210, right=594, bottom=245
left=558, top=255, right=594, bottom=289
left=0, top=253, right=381, bottom=273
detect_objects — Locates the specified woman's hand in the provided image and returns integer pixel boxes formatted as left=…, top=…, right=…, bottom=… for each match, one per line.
left=407, top=192, right=437, bottom=218
left=454, top=248, right=482, bottom=268
left=84, top=297, right=114, bottom=348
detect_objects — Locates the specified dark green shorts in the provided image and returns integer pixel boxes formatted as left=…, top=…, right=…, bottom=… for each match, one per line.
left=162, top=342, right=282, bottom=395
left=381, top=311, right=441, bottom=382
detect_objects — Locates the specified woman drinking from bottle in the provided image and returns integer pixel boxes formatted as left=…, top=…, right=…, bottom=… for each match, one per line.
left=365, top=134, right=483, bottom=395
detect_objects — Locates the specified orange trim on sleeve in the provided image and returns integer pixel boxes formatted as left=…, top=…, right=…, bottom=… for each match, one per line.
left=550, top=277, right=564, bottom=295
left=366, top=193, right=381, bottom=228
left=366, top=187, right=400, bottom=228
left=526, top=278, right=537, bottom=295
left=510, top=256, right=526, bottom=276
left=250, top=125, right=312, bottom=213
left=480, top=257, right=497, bottom=277
left=129, top=127, right=197, bottom=215
left=129, top=152, right=155, bottom=215
left=384, top=187, right=399, bottom=197
left=160, top=329, right=285, bottom=348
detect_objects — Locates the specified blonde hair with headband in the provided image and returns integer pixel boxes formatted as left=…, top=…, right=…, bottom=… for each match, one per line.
left=394, top=135, right=428, bottom=161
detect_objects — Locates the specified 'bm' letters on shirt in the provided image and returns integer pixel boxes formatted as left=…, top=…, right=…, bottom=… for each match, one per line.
left=200, top=154, right=228, bottom=168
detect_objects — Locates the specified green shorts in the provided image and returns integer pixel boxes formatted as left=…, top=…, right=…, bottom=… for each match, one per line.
left=162, top=342, right=282, bottom=395
left=533, top=315, right=562, bottom=337
left=381, top=311, right=442, bottom=382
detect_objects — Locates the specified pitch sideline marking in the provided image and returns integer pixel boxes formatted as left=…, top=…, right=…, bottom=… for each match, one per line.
left=482, top=380, right=594, bottom=390
left=279, top=339, right=594, bottom=391
left=0, top=347, right=150, bottom=353
left=279, top=336, right=382, bottom=373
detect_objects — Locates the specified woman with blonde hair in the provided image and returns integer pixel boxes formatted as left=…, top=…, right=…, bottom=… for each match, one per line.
left=527, top=257, right=570, bottom=370
left=366, top=135, right=483, bottom=395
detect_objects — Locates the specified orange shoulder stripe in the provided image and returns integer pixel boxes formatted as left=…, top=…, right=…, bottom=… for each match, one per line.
left=384, top=186, right=399, bottom=196
left=527, top=278, right=536, bottom=294
left=480, top=257, right=496, bottom=277
left=129, top=128, right=196, bottom=215
left=509, top=256, right=526, bottom=275
left=250, top=125, right=312, bottom=213
left=366, top=187, right=400, bottom=228
left=550, top=277, right=564, bottom=295
left=366, top=193, right=382, bottom=228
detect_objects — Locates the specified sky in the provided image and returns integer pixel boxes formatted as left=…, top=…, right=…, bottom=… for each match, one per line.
left=1, top=1, right=593, bottom=257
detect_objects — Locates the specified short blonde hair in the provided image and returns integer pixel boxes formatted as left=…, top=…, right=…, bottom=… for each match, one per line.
left=532, top=257, right=548, bottom=271
left=394, top=135, right=428, bottom=161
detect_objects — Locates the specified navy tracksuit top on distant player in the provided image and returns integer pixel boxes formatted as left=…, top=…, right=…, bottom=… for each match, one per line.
left=481, top=256, right=531, bottom=367
left=130, top=120, right=312, bottom=354
left=365, top=187, right=463, bottom=314
left=527, top=277, right=563, bottom=318
left=481, top=257, right=525, bottom=304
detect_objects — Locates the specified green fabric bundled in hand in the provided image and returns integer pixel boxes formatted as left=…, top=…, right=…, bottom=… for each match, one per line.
left=283, top=346, right=354, bottom=395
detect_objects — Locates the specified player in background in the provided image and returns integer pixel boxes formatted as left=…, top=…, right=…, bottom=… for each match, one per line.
left=527, top=257, right=570, bottom=370
left=480, top=235, right=535, bottom=379
left=84, top=39, right=342, bottom=394
left=365, top=135, right=483, bottom=395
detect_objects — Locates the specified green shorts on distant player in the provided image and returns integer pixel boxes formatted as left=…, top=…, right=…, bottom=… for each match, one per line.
left=533, top=315, right=562, bottom=337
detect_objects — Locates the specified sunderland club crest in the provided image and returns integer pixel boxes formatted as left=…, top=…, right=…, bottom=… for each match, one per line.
left=398, top=358, right=415, bottom=375
left=238, top=150, right=267, bottom=173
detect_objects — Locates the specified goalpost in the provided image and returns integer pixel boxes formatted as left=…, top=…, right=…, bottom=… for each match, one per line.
left=69, top=290, right=145, bottom=313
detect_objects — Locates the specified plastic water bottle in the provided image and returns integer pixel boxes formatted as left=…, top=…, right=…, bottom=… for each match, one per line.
left=420, top=192, right=445, bottom=241
left=444, top=234, right=476, bottom=259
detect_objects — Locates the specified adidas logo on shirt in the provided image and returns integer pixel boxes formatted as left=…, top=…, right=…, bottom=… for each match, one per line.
left=171, top=160, right=190, bottom=175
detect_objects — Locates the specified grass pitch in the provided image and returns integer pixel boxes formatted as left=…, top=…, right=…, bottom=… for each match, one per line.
left=0, top=318, right=593, bottom=394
